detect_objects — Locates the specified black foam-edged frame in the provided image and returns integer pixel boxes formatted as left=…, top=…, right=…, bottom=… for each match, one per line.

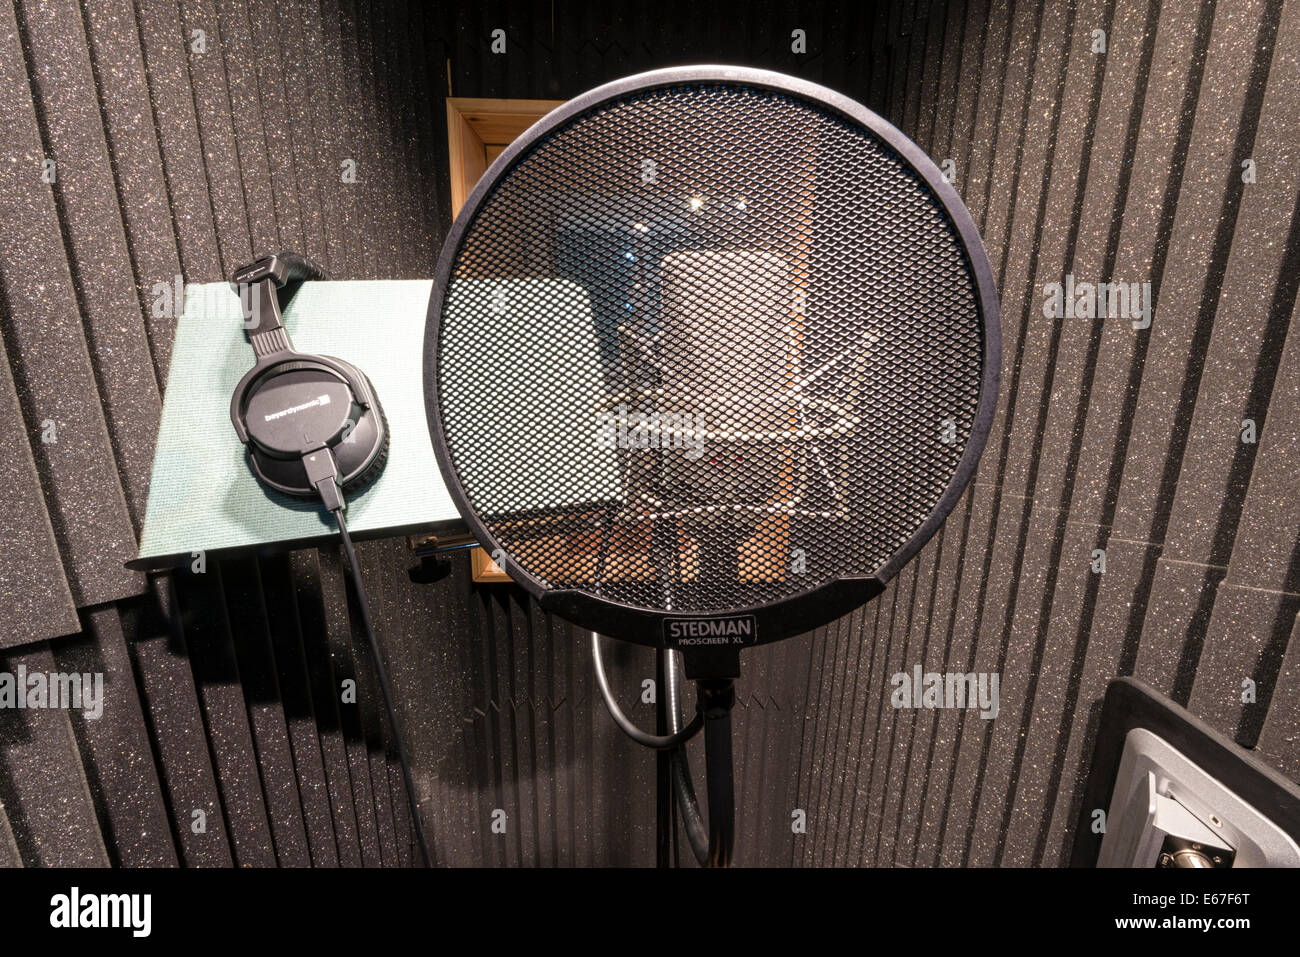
left=1069, top=677, right=1300, bottom=867
left=424, top=65, right=1002, bottom=649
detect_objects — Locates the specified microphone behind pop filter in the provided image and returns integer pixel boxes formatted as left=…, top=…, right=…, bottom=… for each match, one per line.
left=424, top=67, right=1000, bottom=865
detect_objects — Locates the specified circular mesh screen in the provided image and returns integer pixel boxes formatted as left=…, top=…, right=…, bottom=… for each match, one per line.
left=432, top=79, right=987, bottom=617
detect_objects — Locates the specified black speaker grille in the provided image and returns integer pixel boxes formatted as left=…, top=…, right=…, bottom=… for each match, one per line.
left=434, top=82, right=985, bottom=615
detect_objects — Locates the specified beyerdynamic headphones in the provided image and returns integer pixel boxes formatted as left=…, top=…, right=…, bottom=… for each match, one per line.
left=229, top=251, right=388, bottom=509
left=226, top=251, right=433, bottom=865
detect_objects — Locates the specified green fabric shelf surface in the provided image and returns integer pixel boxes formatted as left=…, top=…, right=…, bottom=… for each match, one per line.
left=135, top=280, right=459, bottom=567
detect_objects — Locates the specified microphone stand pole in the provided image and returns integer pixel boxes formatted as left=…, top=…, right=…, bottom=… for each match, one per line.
left=655, top=646, right=673, bottom=867
left=682, top=647, right=740, bottom=868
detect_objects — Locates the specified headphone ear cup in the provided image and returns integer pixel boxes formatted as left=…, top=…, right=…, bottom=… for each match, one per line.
left=329, top=363, right=389, bottom=495
left=341, top=386, right=389, bottom=495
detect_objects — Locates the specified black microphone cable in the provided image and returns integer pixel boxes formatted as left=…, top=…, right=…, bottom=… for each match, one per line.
left=697, top=678, right=736, bottom=868
left=305, top=450, right=432, bottom=867
left=665, top=649, right=709, bottom=865
left=592, top=632, right=732, bottom=867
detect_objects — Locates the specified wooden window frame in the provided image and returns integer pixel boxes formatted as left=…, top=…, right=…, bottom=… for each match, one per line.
left=446, top=97, right=565, bottom=217
left=446, top=97, right=563, bottom=581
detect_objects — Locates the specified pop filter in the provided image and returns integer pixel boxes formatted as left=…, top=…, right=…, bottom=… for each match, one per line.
left=424, top=66, right=999, bottom=865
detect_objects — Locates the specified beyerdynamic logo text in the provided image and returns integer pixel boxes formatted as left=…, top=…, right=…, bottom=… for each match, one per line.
left=265, top=393, right=331, bottom=422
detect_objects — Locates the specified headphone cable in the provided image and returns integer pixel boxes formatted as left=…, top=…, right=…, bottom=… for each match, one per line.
left=306, top=450, right=432, bottom=867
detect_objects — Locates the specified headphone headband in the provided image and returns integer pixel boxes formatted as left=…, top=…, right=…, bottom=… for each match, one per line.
left=231, top=252, right=330, bottom=359
left=228, top=250, right=389, bottom=498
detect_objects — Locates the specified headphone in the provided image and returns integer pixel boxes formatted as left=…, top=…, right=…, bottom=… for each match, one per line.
left=226, top=252, right=431, bottom=865
left=229, top=251, right=388, bottom=509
